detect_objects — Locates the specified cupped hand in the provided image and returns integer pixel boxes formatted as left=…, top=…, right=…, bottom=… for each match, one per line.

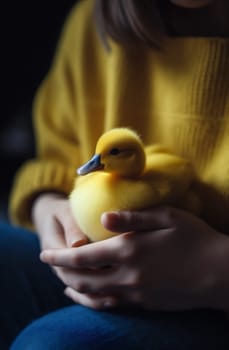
left=40, top=206, right=229, bottom=311
left=32, top=192, right=89, bottom=275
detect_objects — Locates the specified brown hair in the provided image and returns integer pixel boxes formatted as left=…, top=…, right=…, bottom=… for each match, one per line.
left=94, top=0, right=169, bottom=48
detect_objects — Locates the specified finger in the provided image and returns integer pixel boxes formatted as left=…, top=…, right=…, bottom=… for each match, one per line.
left=63, top=220, right=89, bottom=248
left=40, top=217, right=66, bottom=250
left=64, top=287, right=194, bottom=311
left=101, top=206, right=177, bottom=233
left=56, top=266, right=120, bottom=295
left=40, top=236, right=122, bottom=268
left=59, top=202, right=89, bottom=248
left=64, top=287, right=118, bottom=310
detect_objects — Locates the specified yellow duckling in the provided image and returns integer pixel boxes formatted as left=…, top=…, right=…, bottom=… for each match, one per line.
left=69, top=128, right=198, bottom=242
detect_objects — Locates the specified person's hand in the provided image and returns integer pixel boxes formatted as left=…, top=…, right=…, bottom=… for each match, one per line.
left=40, top=206, right=229, bottom=311
left=32, top=193, right=89, bottom=274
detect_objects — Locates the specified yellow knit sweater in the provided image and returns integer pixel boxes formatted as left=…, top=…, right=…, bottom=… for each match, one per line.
left=9, top=0, right=229, bottom=232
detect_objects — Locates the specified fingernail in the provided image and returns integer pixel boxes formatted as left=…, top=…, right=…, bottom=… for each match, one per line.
left=101, top=211, right=120, bottom=227
left=71, top=238, right=88, bottom=248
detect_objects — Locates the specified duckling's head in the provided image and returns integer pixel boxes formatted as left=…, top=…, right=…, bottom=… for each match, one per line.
left=77, top=128, right=146, bottom=177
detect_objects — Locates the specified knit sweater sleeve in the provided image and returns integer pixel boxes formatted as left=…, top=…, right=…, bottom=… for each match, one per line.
left=9, top=0, right=96, bottom=229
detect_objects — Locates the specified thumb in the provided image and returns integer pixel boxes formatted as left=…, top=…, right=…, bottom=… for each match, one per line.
left=101, top=207, right=172, bottom=233
left=101, top=210, right=145, bottom=233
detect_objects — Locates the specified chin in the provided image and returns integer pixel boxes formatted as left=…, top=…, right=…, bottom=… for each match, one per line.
left=169, top=0, right=214, bottom=8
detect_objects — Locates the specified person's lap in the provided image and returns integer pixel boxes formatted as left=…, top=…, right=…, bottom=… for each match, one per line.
left=0, top=221, right=71, bottom=349
left=10, top=304, right=229, bottom=350
left=1, top=221, right=229, bottom=350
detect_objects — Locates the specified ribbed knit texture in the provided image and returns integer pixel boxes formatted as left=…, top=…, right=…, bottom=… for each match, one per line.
left=9, top=0, right=229, bottom=232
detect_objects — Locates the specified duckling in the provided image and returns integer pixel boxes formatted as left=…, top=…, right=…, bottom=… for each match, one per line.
left=69, top=128, right=198, bottom=242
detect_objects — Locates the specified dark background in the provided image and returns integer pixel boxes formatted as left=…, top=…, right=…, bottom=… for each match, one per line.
left=1, top=0, right=77, bottom=220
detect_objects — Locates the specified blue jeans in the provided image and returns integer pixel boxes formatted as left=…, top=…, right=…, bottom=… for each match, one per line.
left=1, top=221, right=229, bottom=350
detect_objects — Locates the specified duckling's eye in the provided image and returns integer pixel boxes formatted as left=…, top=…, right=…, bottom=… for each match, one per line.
left=109, top=148, right=120, bottom=156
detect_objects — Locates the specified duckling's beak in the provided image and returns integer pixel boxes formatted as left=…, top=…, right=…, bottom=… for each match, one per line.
left=77, top=154, right=104, bottom=175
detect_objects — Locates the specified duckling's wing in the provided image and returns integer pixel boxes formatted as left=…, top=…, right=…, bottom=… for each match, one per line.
left=144, top=144, right=171, bottom=155
left=143, top=151, right=194, bottom=203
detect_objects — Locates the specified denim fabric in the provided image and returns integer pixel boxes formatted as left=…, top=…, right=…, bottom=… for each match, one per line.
left=0, top=221, right=71, bottom=349
left=11, top=306, right=229, bottom=350
left=1, top=221, right=229, bottom=350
